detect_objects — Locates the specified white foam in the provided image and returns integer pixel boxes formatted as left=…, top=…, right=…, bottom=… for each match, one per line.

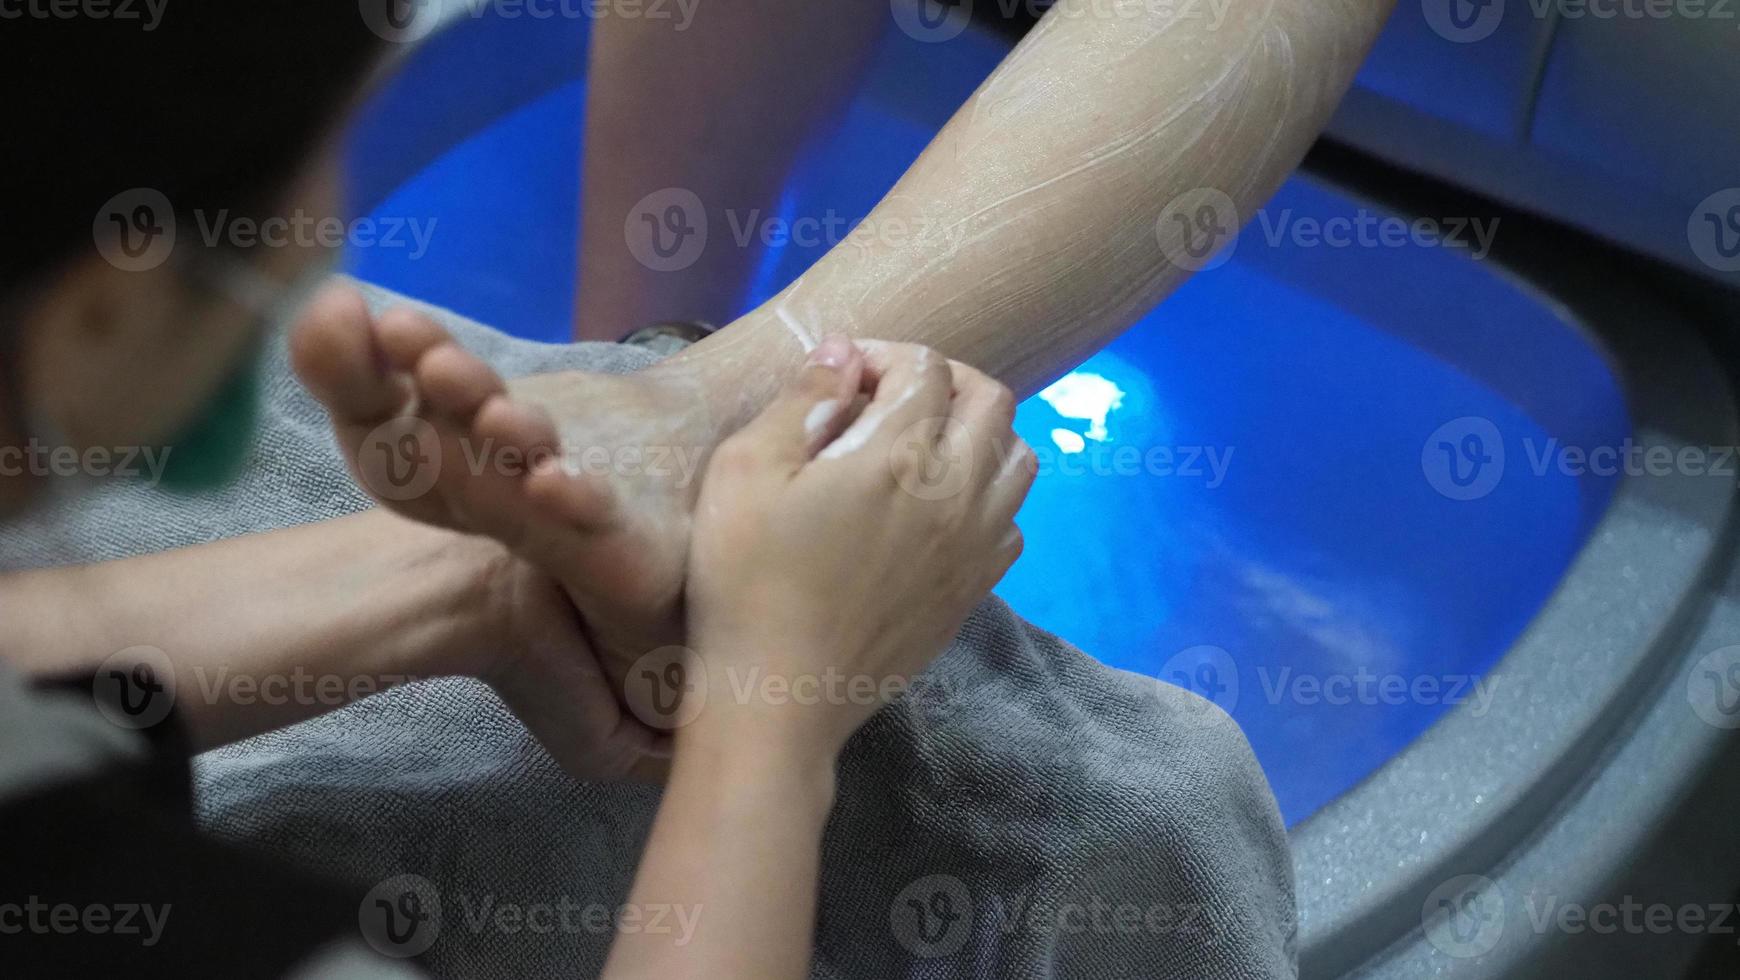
left=803, top=399, right=841, bottom=440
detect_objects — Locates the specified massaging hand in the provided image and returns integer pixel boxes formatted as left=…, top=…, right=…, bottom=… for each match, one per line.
left=680, top=336, right=1034, bottom=755
left=296, top=284, right=736, bottom=717
left=477, top=553, right=673, bottom=780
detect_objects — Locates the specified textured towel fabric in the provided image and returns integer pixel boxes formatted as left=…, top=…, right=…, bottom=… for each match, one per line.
left=0, top=278, right=1296, bottom=979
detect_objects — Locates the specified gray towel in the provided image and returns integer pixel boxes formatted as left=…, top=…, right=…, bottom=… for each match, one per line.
left=0, top=278, right=1295, bottom=979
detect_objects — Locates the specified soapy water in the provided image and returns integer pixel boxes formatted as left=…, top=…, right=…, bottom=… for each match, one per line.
left=346, top=14, right=1626, bottom=823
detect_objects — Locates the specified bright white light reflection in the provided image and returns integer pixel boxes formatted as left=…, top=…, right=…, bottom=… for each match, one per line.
left=1049, top=428, right=1087, bottom=454
left=1037, top=371, right=1125, bottom=454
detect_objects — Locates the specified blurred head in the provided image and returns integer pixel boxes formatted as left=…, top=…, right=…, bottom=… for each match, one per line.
left=0, top=2, right=387, bottom=513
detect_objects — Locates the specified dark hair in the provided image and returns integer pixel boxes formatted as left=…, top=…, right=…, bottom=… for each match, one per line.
left=1, top=1, right=386, bottom=294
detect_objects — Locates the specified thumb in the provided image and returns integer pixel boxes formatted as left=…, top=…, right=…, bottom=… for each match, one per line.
left=736, top=335, right=865, bottom=468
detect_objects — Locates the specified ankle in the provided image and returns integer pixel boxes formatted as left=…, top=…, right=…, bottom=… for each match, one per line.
left=647, top=306, right=808, bottom=435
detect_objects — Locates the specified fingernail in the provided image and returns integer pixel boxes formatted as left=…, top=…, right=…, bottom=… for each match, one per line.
left=810, top=335, right=854, bottom=369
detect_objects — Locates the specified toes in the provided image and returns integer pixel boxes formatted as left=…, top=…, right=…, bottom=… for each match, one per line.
left=472, top=396, right=616, bottom=533
left=416, top=344, right=508, bottom=424
left=289, top=283, right=407, bottom=424
left=442, top=396, right=596, bottom=548
left=373, top=306, right=510, bottom=425
left=374, top=307, right=454, bottom=373
left=525, top=455, right=618, bottom=532
left=473, top=395, right=563, bottom=464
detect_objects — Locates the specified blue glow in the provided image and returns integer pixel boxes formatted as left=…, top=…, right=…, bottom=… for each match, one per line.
left=345, top=14, right=1629, bottom=824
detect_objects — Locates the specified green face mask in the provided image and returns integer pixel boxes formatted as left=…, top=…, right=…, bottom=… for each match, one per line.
left=155, top=349, right=262, bottom=492
left=154, top=252, right=335, bottom=493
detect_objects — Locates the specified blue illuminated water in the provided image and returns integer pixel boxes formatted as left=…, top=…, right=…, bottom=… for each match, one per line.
left=345, top=16, right=1628, bottom=824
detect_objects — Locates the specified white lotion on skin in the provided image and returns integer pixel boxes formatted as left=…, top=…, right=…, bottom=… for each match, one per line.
left=816, top=402, right=894, bottom=460
left=775, top=302, right=817, bottom=353
left=816, top=365, right=930, bottom=460
left=803, top=399, right=841, bottom=441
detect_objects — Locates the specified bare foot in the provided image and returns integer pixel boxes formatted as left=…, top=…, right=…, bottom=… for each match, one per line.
left=290, top=283, right=714, bottom=702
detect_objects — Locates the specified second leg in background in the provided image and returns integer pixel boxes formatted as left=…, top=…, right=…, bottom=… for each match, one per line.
left=574, top=0, right=888, bottom=341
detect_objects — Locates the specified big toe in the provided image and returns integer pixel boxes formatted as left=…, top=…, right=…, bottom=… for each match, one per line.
left=290, top=282, right=404, bottom=425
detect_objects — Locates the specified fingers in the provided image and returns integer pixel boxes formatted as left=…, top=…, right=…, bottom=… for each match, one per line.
left=812, top=342, right=1032, bottom=533
left=981, top=524, right=1025, bottom=593
left=953, top=374, right=1031, bottom=596
left=988, top=439, right=1037, bottom=524
left=816, top=341, right=953, bottom=462
left=912, top=358, right=1031, bottom=532
left=722, top=335, right=866, bottom=471
left=926, top=362, right=1030, bottom=604
left=950, top=362, right=1018, bottom=487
